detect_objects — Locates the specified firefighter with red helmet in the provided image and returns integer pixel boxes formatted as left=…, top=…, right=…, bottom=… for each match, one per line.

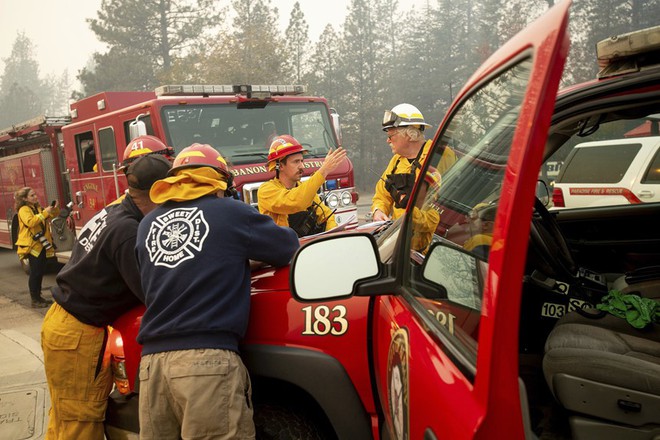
left=135, top=143, right=299, bottom=439
left=108, top=135, right=175, bottom=206
left=41, top=154, right=172, bottom=439
left=120, top=135, right=175, bottom=170
left=257, top=135, right=347, bottom=237
left=371, top=103, right=456, bottom=222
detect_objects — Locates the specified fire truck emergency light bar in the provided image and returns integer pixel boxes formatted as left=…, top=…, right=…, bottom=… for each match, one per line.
left=155, top=84, right=307, bottom=98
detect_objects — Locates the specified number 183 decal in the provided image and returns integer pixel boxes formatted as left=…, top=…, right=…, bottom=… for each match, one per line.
left=302, top=305, right=349, bottom=336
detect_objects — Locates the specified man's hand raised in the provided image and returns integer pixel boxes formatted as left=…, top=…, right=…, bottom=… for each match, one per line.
left=318, top=147, right=347, bottom=178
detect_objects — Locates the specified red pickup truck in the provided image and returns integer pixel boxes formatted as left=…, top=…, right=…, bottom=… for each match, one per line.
left=104, top=3, right=660, bottom=439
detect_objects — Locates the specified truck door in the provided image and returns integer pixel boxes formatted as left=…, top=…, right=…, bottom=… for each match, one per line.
left=370, top=2, right=571, bottom=439
left=67, top=127, right=104, bottom=225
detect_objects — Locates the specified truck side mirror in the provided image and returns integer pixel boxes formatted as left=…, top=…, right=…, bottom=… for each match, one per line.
left=329, top=108, right=343, bottom=146
left=291, top=233, right=380, bottom=302
left=129, top=114, right=148, bottom=140
left=536, top=179, right=551, bottom=206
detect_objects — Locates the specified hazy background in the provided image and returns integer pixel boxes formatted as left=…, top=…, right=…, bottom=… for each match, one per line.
left=0, top=0, right=424, bottom=80
left=1, top=0, right=658, bottom=193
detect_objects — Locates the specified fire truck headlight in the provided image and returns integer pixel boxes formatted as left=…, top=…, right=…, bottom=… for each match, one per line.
left=326, top=193, right=339, bottom=209
left=340, top=191, right=352, bottom=206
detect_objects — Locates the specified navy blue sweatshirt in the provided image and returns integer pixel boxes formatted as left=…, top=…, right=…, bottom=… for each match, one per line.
left=53, top=195, right=145, bottom=327
left=136, top=195, right=299, bottom=355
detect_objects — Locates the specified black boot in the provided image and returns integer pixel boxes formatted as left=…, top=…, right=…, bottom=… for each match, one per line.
left=31, top=294, right=52, bottom=309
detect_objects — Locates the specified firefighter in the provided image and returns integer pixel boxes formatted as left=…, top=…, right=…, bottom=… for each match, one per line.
left=371, top=103, right=456, bottom=222
left=14, top=187, right=59, bottom=307
left=257, top=134, right=347, bottom=237
left=109, top=135, right=175, bottom=205
left=41, top=154, right=172, bottom=440
left=120, top=134, right=175, bottom=169
left=463, top=202, right=497, bottom=259
left=135, top=143, right=299, bottom=440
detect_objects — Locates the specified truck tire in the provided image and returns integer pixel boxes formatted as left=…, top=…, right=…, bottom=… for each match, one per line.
left=254, top=403, right=328, bottom=440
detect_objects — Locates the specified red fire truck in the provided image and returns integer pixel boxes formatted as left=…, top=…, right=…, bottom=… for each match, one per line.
left=0, top=116, right=72, bottom=254
left=103, top=3, right=660, bottom=439
left=0, top=85, right=358, bottom=258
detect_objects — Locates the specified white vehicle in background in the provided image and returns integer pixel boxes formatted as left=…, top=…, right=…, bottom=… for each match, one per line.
left=552, top=135, right=660, bottom=208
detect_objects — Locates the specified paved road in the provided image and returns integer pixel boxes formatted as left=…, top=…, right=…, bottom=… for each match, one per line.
left=0, top=249, right=59, bottom=440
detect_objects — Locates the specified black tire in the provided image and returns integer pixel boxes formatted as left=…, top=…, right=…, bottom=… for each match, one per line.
left=254, top=403, right=328, bottom=440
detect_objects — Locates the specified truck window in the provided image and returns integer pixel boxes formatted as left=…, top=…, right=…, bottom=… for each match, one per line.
left=160, top=102, right=336, bottom=165
left=403, top=57, right=534, bottom=373
left=76, top=132, right=96, bottom=173
left=557, top=143, right=641, bottom=184
left=642, top=147, right=660, bottom=184
left=98, top=127, right=118, bottom=172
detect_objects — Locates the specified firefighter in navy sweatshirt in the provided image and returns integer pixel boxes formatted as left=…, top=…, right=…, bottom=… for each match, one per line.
left=135, top=143, right=299, bottom=440
left=41, top=154, right=172, bottom=440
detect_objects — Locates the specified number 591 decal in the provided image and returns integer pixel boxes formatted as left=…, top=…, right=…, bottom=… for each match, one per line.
left=302, top=305, right=349, bottom=336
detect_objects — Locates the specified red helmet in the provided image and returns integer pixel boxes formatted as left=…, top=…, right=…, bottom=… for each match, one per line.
left=168, top=143, right=230, bottom=178
left=121, top=135, right=173, bottom=169
left=266, top=135, right=307, bottom=171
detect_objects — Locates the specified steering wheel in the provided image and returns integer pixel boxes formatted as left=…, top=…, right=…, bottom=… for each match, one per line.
left=529, top=198, right=577, bottom=281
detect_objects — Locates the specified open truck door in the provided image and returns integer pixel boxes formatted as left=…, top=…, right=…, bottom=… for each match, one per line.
left=291, top=1, right=571, bottom=438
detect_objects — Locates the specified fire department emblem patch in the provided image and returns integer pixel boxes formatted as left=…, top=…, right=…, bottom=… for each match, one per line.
left=145, top=207, right=209, bottom=268
left=387, top=328, right=409, bottom=440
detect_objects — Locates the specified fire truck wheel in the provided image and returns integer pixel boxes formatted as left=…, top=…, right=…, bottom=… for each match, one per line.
left=254, top=403, right=327, bottom=440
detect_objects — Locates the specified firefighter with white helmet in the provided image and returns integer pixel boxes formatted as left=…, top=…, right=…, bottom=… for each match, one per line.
left=371, top=103, right=456, bottom=222
left=135, top=143, right=299, bottom=439
left=257, top=135, right=347, bottom=237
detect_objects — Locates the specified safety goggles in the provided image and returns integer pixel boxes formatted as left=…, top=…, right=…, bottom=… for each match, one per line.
left=382, top=110, right=402, bottom=128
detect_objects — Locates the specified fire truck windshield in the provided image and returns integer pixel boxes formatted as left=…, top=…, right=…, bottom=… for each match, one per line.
left=161, top=102, right=337, bottom=166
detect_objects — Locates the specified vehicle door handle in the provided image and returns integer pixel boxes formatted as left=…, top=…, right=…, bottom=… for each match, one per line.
left=637, top=190, right=654, bottom=198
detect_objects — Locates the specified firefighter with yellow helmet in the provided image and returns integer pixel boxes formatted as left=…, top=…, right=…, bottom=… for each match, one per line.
left=371, top=103, right=456, bottom=222
left=257, top=135, right=347, bottom=237
left=463, top=202, right=497, bottom=259
left=135, top=143, right=299, bottom=439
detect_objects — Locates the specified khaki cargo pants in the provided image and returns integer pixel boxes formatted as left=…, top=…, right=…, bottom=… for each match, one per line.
left=139, top=348, right=255, bottom=440
left=41, top=303, right=112, bottom=440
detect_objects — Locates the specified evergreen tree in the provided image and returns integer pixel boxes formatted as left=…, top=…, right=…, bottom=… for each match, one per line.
left=305, top=25, right=343, bottom=101
left=202, top=0, right=286, bottom=83
left=285, top=2, right=310, bottom=83
left=80, top=0, right=220, bottom=95
left=0, top=33, right=47, bottom=128
left=338, top=0, right=392, bottom=190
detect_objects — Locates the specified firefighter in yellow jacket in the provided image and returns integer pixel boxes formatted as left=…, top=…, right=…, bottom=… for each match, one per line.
left=258, top=135, right=347, bottom=237
left=371, top=103, right=456, bottom=222
left=14, top=187, right=59, bottom=307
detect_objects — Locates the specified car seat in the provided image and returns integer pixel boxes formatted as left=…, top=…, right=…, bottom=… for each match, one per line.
left=543, top=293, right=660, bottom=439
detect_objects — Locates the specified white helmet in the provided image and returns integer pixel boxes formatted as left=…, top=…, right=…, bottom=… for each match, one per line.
left=382, top=103, right=432, bottom=131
